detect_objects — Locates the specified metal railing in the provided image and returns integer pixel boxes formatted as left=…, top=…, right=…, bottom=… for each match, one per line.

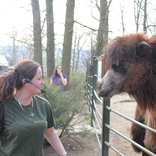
left=85, top=56, right=156, bottom=156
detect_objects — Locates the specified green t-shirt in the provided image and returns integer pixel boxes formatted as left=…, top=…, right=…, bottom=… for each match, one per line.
left=0, top=95, right=55, bottom=156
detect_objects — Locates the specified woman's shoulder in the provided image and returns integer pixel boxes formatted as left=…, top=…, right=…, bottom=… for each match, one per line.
left=33, top=95, right=50, bottom=106
left=51, top=75, right=54, bottom=78
left=3, top=97, right=15, bottom=104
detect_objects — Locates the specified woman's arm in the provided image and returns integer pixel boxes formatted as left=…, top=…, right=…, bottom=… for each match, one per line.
left=58, top=72, right=67, bottom=86
left=44, top=127, right=67, bottom=156
left=60, top=75, right=67, bottom=86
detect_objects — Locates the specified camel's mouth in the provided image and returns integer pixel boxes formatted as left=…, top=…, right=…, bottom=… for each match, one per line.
left=97, top=68, right=126, bottom=98
left=98, top=87, right=113, bottom=98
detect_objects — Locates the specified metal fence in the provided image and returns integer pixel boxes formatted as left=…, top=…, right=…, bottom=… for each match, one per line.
left=85, top=57, right=156, bottom=156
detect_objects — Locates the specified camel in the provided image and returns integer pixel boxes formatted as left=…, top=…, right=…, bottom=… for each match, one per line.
left=98, top=33, right=156, bottom=156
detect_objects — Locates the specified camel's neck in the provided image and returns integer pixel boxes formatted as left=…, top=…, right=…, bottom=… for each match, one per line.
left=129, top=84, right=156, bottom=115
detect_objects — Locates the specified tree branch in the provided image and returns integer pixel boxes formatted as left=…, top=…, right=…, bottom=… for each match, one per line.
left=74, top=20, right=98, bottom=31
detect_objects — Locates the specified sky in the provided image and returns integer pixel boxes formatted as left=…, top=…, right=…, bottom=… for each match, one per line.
left=0, top=0, right=96, bottom=46
left=0, top=1, right=32, bottom=45
left=0, top=0, right=155, bottom=46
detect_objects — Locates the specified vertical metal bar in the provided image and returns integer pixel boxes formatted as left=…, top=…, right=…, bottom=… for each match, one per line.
left=91, top=56, right=97, bottom=127
left=89, top=65, right=92, bottom=88
left=102, top=98, right=110, bottom=156
left=85, top=69, right=88, bottom=97
left=90, top=64, right=94, bottom=127
left=93, top=56, right=97, bottom=93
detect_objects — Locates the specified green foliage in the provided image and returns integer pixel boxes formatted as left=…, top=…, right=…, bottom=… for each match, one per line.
left=85, top=114, right=91, bottom=121
left=40, top=72, right=88, bottom=137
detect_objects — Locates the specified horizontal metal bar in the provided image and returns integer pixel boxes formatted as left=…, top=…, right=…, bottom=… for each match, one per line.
left=106, top=106, right=156, bottom=134
left=104, top=141, right=124, bottom=156
left=105, top=124, right=156, bottom=156
left=95, top=54, right=104, bottom=60
left=85, top=90, right=92, bottom=95
left=86, top=89, right=91, bottom=93
left=93, top=99, right=102, bottom=119
left=92, top=120, right=102, bottom=149
left=86, top=75, right=93, bottom=78
left=93, top=110, right=102, bottom=134
left=93, top=90, right=103, bottom=103
left=85, top=95, right=90, bottom=99
left=86, top=84, right=93, bottom=89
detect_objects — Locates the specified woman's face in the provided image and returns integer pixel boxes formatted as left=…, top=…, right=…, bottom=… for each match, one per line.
left=26, top=67, right=44, bottom=94
left=56, top=66, right=62, bottom=73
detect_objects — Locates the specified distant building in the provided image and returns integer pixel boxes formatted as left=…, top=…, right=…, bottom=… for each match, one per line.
left=0, top=55, right=9, bottom=76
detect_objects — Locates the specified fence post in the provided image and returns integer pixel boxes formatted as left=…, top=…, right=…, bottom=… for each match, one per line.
left=93, top=56, right=97, bottom=94
left=91, top=57, right=97, bottom=127
left=102, top=98, right=110, bottom=156
left=85, top=66, right=90, bottom=99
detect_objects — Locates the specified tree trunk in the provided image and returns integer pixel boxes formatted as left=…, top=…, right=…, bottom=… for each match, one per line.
left=12, top=28, right=18, bottom=66
left=31, top=0, right=42, bottom=66
left=62, top=0, right=75, bottom=82
left=120, top=5, right=125, bottom=34
left=46, top=0, right=55, bottom=77
left=143, top=0, right=147, bottom=32
left=95, top=0, right=109, bottom=56
left=133, top=0, right=143, bottom=32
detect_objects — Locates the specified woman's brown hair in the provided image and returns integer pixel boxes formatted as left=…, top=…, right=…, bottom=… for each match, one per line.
left=53, top=65, right=63, bottom=78
left=0, top=59, right=40, bottom=102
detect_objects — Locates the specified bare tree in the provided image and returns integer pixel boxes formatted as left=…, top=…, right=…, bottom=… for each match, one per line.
left=46, top=0, right=55, bottom=77
left=143, top=0, right=147, bottom=32
left=95, top=0, right=112, bottom=56
left=133, top=0, right=143, bottom=31
left=71, top=30, right=87, bottom=72
left=4, top=28, right=23, bottom=66
left=62, top=0, right=75, bottom=81
left=31, top=0, right=42, bottom=66
left=11, top=28, right=18, bottom=65
left=120, top=3, right=125, bottom=34
left=71, top=33, right=77, bottom=71
left=16, top=32, right=34, bottom=60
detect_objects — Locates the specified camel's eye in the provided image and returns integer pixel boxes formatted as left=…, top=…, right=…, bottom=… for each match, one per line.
left=112, top=64, right=123, bottom=72
left=112, top=61, right=129, bottom=73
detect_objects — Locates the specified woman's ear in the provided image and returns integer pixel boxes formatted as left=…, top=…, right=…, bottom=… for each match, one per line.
left=22, top=79, right=27, bottom=85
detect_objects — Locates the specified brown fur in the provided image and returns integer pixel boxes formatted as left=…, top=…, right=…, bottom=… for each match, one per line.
left=131, top=105, right=145, bottom=152
left=104, top=33, right=156, bottom=155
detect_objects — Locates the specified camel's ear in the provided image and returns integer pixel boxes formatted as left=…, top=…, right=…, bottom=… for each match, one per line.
left=136, top=41, right=149, bottom=58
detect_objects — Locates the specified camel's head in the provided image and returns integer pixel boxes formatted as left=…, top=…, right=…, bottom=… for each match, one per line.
left=98, top=60, right=130, bottom=98
left=98, top=33, right=156, bottom=98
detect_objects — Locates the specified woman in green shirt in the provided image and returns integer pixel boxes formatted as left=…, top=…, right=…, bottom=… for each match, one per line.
left=0, top=59, right=67, bottom=156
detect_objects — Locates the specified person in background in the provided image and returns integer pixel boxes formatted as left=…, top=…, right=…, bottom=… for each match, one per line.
left=43, top=72, right=47, bottom=77
left=0, top=59, right=68, bottom=156
left=3, top=69, right=9, bottom=75
left=50, top=65, right=67, bottom=91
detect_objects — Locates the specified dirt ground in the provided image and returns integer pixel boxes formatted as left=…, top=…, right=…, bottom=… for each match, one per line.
left=43, top=94, right=142, bottom=156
